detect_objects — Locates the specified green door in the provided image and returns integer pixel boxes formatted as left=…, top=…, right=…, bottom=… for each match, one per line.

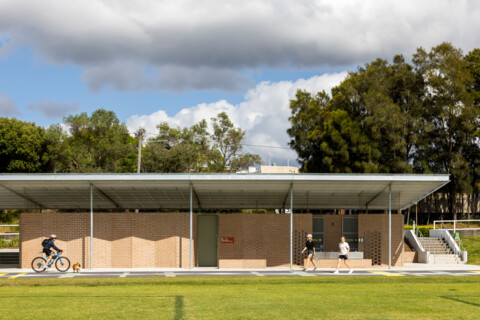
left=197, top=215, right=218, bottom=267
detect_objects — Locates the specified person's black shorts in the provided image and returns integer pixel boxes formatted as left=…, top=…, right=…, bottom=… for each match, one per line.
left=43, top=248, right=52, bottom=257
left=338, top=255, right=348, bottom=260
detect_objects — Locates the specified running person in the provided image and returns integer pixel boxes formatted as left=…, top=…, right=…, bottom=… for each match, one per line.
left=301, top=234, right=317, bottom=271
left=334, top=236, right=353, bottom=274
left=42, top=234, right=62, bottom=268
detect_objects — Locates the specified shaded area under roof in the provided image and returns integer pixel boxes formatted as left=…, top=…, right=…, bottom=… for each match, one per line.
left=0, top=173, right=449, bottom=211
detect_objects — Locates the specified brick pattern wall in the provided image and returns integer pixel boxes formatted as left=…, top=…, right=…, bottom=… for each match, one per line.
left=20, top=212, right=196, bottom=269
left=358, top=214, right=404, bottom=267
left=20, top=212, right=404, bottom=269
left=218, top=213, right=312, bottom=268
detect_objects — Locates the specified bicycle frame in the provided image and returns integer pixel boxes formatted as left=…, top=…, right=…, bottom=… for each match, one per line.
left=46, top=253, right=64, bottom=266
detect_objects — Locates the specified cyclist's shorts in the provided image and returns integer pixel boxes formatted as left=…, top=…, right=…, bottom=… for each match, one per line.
left=43, top=248, right=52, bottom=256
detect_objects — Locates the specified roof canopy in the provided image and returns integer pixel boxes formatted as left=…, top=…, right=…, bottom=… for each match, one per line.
left=0, top=173, right=449, bottom=211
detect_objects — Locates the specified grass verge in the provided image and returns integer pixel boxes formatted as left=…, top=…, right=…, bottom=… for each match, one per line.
left=0, top=276, right=479, bottom=319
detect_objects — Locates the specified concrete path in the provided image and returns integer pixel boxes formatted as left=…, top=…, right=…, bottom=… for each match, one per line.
left=1, top=268, right=480, bottom=279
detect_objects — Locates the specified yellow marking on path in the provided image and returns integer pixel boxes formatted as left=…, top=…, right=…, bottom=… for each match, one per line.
left=0, top=273, right=8, bottom=277
left=369, top=271, right=404, bottom=277
left=470, top=271, right=480, bottom=274
left=8, top=273, right=25, bottom=279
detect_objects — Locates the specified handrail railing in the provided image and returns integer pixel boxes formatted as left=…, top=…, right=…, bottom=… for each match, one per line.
left=438, top=223, right=464, bottom=259
left=413, top=222, right=430, bottom=253
left=433, top=219, right=480, bottom=232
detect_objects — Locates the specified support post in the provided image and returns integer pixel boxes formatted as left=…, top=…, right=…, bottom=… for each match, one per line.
left=388, top=184, right=392, bottom=269
left=190, top=183, right=193, bottom=269
left=290, top=183, right=293, bottom=269
left=90, top=184, right=93, bottom=270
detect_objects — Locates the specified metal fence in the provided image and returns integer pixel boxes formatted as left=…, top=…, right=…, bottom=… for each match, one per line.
left=433, top=220, right=480, bottom=233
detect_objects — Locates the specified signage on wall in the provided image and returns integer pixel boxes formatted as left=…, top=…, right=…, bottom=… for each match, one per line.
left=220, top=237, right=235, bottom=243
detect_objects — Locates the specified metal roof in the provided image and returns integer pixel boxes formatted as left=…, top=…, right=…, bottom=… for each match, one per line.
left=0, top=173, right=449, bottom=211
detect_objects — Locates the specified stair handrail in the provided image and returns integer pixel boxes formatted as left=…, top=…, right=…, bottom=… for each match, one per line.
left=439, top=222, right=463, bottom=257
left=414, top=224, right=430, bottom=253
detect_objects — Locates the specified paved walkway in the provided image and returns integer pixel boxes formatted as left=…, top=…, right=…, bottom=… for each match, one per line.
left=1, top=265, right=480, bottom=279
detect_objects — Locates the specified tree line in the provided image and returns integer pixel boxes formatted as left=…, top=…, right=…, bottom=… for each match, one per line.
left=0, top=110, right=262, bottom=175
left=288, top=42, right=480, bottom=220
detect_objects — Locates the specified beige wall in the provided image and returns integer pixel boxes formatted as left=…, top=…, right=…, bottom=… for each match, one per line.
left=260, top=166, right=299, bottom=174
left=20, top=212, right=404, bottom=269
left=218, top=213, right=311, bottom=268
left=20, top=212, right=196, bottom=269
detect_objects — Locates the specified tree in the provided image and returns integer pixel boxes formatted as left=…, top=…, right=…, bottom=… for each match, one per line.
left=211, top=112, right=245, bottom=169
left=413, top=43, right=479, bottom=219
left=0, top=118, right=47, bottom=172
left=143, top=113, right=262, bottom=173
left=58, top=109, right=136, bottom=172
left=230, top=153, right=263, bottom=172
left=288, top=42, right=480, bottom=220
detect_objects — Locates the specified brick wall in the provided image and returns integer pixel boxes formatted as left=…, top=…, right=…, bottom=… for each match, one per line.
left=20, top=212, right=404, bottom=269
left=20, top=212, right=196, bottom=269
left=218, top=213, right=312, bottom=268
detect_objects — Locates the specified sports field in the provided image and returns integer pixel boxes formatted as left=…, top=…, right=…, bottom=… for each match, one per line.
left=0, top=277, right=479, bottom=319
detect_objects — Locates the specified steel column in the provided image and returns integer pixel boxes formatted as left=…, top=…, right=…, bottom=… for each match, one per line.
left=190, top=183, right=193, bottom=269
left=290, top=183, right=293, bottom=269
left=90, top=184, right=93, bottom=270
left=388, top=184, right=392, bottom=269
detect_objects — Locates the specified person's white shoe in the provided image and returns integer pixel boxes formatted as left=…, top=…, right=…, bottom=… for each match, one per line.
left=349, top=269, right=353, bottom=274
left=333, top=270, right=339, bottom=274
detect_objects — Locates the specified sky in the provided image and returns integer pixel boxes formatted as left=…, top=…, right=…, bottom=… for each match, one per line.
left=1, top=0, right=480, bottom=166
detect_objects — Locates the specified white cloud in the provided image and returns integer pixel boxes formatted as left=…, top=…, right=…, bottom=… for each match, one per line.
left=126, top=72, right=347, bottom=165
left=0, top=0, right=479, bottom=91
left=0, top=93, right=19, bottom=116
left=27, top=101, right=79, bottom=118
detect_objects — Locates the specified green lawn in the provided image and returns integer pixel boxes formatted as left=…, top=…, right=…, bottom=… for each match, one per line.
left=0, top=277, right=479, bottom=319
left=462, top=235, right=480, bottom=265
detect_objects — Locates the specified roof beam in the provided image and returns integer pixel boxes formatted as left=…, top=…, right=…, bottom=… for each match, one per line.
left=282, top=183, right=293, bottom=209
left=90, top=183, right=121, bottom=210
left=0, top=184, right=45, bottom=209
left=191, top=184, right=202, bottom=209
left=365, top=183, right=391, bottom=209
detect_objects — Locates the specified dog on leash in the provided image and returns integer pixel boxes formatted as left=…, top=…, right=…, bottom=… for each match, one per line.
left=72, top=263, right=81, bottom=273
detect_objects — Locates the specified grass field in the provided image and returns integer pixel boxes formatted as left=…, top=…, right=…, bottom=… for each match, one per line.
left=0, top=277, right=479, bottom=319
left=462, top=235, right=480, bottom=265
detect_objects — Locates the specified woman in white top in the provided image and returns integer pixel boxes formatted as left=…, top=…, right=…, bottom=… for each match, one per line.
left=334, top=236, right=353, bottom=274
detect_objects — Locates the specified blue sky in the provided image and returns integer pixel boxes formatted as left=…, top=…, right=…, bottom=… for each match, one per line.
left=1, top=0, right=479, bottom=165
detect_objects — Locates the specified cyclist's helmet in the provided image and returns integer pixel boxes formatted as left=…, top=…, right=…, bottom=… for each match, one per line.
left=50, top=234, right=57, bottom=239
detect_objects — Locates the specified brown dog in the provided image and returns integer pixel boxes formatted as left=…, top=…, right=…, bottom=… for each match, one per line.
left=72, top=263, right=81, bottom=273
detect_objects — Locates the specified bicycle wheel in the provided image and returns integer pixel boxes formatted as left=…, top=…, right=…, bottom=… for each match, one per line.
left=55, top=256, right=71, bottom=272
left=32, top=257, right=47, bottom=273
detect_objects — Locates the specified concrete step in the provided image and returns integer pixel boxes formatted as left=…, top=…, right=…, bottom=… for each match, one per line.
left=429, top=254, right=461, bottom=264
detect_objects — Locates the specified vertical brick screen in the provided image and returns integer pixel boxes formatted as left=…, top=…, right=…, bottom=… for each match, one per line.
left=20, top=212, right=196, bottom=269
left=358, top=214, right=404, bottom=267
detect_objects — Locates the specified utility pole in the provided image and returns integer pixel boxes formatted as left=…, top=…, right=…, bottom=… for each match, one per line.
left=136, top=128, right=146, bottom=174
left=135, top=128, right=146, bottom=213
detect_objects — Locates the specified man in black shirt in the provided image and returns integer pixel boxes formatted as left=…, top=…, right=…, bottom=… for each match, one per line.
left=301, top=234, right=317, bottom=271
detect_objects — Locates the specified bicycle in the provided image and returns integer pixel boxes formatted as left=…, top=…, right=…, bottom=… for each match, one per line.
left=31, top=251, right=71, bottom=273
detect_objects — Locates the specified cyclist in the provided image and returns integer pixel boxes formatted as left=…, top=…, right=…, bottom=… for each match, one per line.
left=42, top=234, right=62, bottom=268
